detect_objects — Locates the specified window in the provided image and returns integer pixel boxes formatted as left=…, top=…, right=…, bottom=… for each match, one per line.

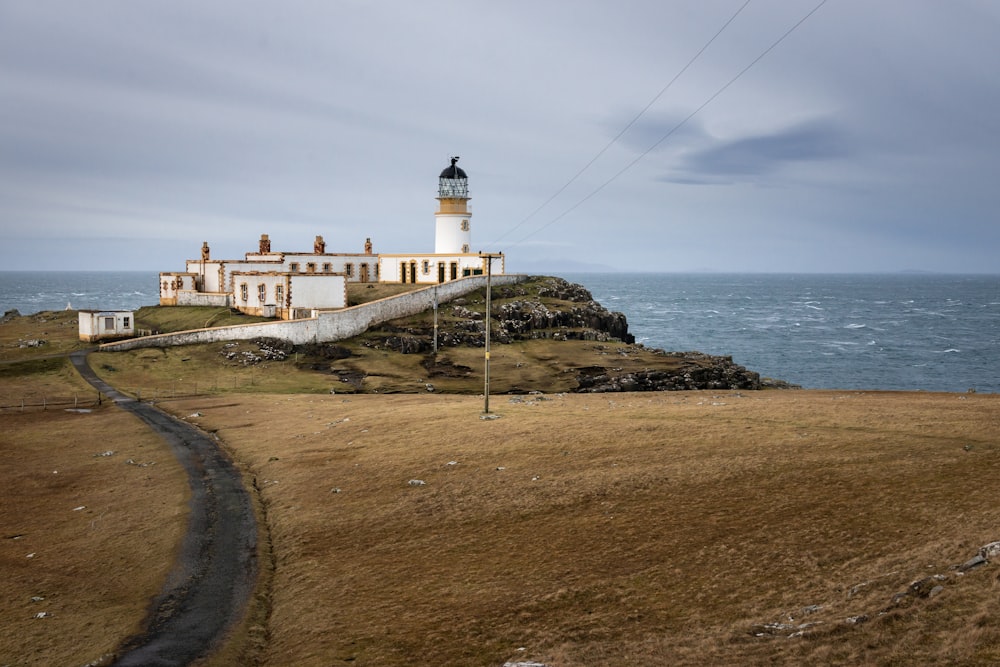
left=345, top=263, right=354, bottom=277
left=258, top=284, right=267, bottom=302
left=275, top=284, right=284, bottom=304
left=162, top=281, right=168, bottom=293
left=422, top=260, right=430, bottom=274
left=123, top=317, right=131, bottom=328
left=306, top=262, right=316, bottom=274
left=460, top=219, right=469, bottom=231
left=289, top=262, right=300, bottom=272
left=240, top=283, right=249, bottom=302
left=323, top=263, right=332, bottom=273
left=461, top=244, right=470, bottom=253
left=104, top=317, right=114, bottom=331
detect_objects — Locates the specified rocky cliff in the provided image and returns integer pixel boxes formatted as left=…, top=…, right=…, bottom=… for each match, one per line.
left=313, top=277, right=776, bottom=393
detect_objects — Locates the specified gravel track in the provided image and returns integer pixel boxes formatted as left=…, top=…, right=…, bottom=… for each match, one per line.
left=70, top=351, right=258, bottom=666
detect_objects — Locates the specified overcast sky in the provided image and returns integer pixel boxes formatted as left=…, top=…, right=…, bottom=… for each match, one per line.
left=2, top=0, right=999, bottom=273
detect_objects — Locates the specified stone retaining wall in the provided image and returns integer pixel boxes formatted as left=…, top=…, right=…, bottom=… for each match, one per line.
left=101, top=274, right=526, bottom=352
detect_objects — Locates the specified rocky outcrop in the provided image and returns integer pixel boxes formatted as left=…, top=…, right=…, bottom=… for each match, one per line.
left=493, top=299, right=632, bottom=344
left=363, top=277, right=635, bottom=354
left=290, top=276, right=784, bottom=393
left=575, top=350, right=762, bottom=392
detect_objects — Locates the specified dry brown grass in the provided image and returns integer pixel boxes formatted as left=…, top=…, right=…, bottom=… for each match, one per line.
left=156, top=389, right=1000, bottom=667
left=4, top=311, right=1000, bottom=666
left=0, top=406, right=188, bottom=666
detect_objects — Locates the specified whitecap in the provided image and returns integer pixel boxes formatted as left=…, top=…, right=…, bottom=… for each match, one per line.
left=940, top=348, right=961, bottom=354
left=844, top=323, right=866, bottom=329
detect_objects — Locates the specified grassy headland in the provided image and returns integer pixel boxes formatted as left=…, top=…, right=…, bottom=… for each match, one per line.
left=1, top=279, right=998, bottom=666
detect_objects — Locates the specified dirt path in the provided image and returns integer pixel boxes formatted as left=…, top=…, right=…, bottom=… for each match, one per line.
left=69, top=351, right=258, bottom=666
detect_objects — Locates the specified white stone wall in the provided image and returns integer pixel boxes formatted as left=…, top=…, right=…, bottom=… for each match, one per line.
left=288, top=273, right=347, bottom=310
left=177, top=291, right=230, bottom=307
left=435, top=213, right=472, bottom=254
left=378, top=254, right=501, bottom=285
left=159, top=272, right=198, bottom=305
left=185, top=261, right=227, bottom=292
left=101, top=274, right=526, bottom=352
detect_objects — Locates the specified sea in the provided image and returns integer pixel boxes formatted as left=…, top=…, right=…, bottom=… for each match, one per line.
left=2, top=271, right=998, bottom=393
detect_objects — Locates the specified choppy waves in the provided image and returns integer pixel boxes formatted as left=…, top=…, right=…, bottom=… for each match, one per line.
left=567, top=272, right=1000, bottom=393
left=0, top=271, right=159, bottom=315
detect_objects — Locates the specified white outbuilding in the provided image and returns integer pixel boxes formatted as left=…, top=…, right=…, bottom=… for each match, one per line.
left=78, top=310, right=135, bottom=342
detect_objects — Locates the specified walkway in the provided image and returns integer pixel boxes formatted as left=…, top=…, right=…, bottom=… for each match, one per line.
left=70, top=351, right=258, bottom=666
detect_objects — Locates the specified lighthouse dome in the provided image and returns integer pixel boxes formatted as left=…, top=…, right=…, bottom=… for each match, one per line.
left=438, top=157, right=469, bottom=198
left=439, top=159, right=467, bottom=180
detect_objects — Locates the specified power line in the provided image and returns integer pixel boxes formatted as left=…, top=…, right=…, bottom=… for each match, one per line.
left=505, top=0, right=829, bottom=248
left=489, top=0, right=753, bottom=247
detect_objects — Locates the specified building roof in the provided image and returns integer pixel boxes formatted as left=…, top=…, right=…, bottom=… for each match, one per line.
left=439, top=157, right=467, bottom=180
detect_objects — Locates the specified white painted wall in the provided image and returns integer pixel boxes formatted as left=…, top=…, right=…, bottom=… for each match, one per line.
left=177, top=292, right=230, bottom=307
left=288, top=273, right=347, bottom=310
left=378, top=253, right=502, bottom=284
left=435, top=213, right=472, bottom=254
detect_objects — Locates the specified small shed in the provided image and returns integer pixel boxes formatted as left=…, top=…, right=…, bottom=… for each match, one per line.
left=79, top=310, right=135, bottom=342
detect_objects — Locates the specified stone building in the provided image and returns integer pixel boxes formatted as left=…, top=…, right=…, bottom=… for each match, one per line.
left=159, top=158, right=505, bottom=319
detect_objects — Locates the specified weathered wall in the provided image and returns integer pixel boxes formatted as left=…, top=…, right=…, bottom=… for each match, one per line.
left=177, top=291, right=230, bottom=307
left=100, top=274, right=526, bottom=352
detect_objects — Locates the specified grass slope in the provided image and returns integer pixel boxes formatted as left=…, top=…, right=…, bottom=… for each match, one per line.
left=163, top=390, right=1000, bottom=666
left=3, top=303, right=1000, bottom=666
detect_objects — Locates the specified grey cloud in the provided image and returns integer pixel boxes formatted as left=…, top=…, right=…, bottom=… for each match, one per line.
left=667, top=119, right=851, bottom=182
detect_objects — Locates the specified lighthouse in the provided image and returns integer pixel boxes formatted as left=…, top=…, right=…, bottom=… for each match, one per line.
left=435, top=156, right=472, bottom=254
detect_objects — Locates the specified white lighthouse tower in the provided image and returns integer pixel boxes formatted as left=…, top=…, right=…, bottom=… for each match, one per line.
left=435, top=156, right=472, bottom=254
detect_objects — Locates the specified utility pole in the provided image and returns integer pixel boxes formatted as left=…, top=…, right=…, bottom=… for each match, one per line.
left=480, top=252, right=502, bottom=414
left=432, top=285, right=439, bottom=356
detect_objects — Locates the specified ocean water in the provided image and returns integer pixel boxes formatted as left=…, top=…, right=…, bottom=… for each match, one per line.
left=565, top=273, right=1000, bottom=393
left=0, top=271, right=159, bottom=316
left=2, top=271, right=997, bottom=392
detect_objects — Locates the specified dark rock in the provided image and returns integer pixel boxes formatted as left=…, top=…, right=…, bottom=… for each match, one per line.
left=575, top=351, right=762, bottom=393
left=959, top=554, right=987, bottom=572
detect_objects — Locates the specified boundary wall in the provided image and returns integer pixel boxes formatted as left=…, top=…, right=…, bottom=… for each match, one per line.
left=101, top=274, right=526, bottom=352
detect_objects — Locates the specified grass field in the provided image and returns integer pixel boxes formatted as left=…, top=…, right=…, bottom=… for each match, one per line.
left=2, top=310, right=1000, bottom=666
left=163, top=389, right=1000, bottom=667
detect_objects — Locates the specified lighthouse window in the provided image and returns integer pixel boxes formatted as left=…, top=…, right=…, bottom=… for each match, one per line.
left=422, top=260, right=430, bottom=274
left=461, top=244, right=470, bottom=253
left=461, top=219, right=469, bottom=231
left=289, top=262, right=300, bottom=272
left=240, top=283, right=249, bottom=302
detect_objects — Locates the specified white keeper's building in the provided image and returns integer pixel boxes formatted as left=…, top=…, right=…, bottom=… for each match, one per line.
left=159, top=158, right=505, bottom=320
